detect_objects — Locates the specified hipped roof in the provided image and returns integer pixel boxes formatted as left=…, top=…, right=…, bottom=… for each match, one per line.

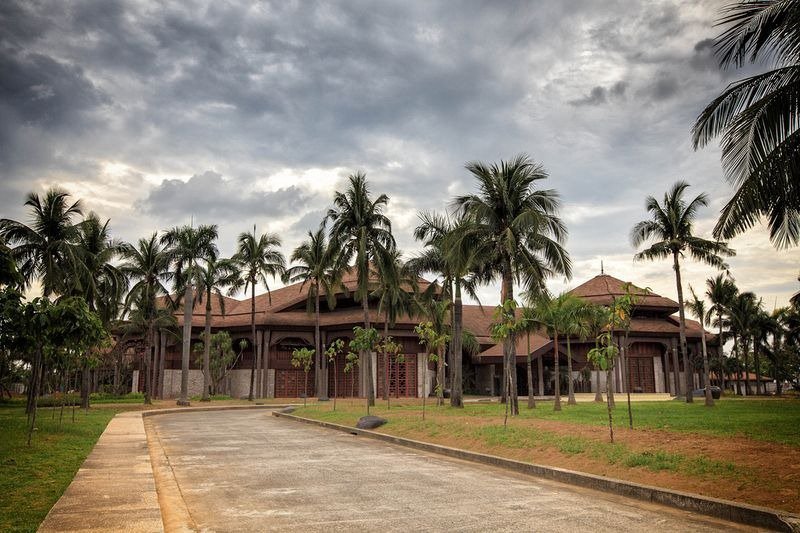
left=568, top=274, right=679, bottom=312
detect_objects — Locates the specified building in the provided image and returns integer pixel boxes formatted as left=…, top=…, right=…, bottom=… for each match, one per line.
left=133, top=272, right=714, bottom=399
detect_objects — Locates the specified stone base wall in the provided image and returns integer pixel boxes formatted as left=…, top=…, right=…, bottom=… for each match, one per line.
left=133, top=369, right=276, bottom=399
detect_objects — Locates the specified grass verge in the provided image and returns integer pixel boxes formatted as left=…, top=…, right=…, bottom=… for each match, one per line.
left=0, top=405, right=120, bottom=533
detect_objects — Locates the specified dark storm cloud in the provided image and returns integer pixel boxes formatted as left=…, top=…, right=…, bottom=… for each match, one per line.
left=139, top=171, right=314, bottom=223
left=569, top=81, right=627, bottom=107
left=690, top=38, right=719, bottom=71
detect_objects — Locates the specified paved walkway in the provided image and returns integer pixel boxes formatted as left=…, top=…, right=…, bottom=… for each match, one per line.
left=149, top=410, right=755, bottom=532
left=38, top=411, right=163, bottom=532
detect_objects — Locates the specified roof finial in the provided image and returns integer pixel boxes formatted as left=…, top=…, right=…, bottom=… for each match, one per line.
left=601, top=260, right=604, bottom=275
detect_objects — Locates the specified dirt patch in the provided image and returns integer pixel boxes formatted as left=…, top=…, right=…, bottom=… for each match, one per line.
left=378, top=413, right=800, bottom=513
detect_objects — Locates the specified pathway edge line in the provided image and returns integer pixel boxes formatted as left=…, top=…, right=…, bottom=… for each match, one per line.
left=273, top=411, right=800, bottom=532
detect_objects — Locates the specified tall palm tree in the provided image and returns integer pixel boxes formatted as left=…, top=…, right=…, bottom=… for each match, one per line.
left=120, top=234, right=173, bottom=404
left=232, top=227, right=285, bottom=401
left=411, top=211, right=485, bottom=408
left=631, top=181, right=735, bottom=403
left=327, top=172, right=395, bottom=406
left=454, top=154, right=572, bottom=415
left=692, top=0, right=800, bottom=248
left=686, top=286, right=714, bottom=406
left=284, top=226, right=342, bottom=400
left=0, top=187, right=84, bottom=297
left=73, top=213, right=127, bottom=408
left=161, top=224, right=219, bottom=405
left=373, top=249, right=416, bottom=400
left=752, top=306, right=773, bottom=395
left=195, top=257, right=239, bottom=401
left=706, top=273, right=738, bottom=391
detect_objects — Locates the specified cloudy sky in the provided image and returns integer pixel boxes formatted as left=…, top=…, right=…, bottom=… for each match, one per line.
left=1, top=0, right=797, bottom=308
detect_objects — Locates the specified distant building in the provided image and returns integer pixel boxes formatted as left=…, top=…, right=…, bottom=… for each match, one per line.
left=133, top=272, right=715, bottom=399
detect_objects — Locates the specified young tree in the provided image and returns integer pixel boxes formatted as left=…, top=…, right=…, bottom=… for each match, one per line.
left=582, top=303, right=609, bottom=403
left=415, top=320, right=449, bottom=421
left=455, top=154, right=572, bottom=415
left=588, top=331, right=619, bottom=443
left=349, top=326, right=379, bottom=413
left=161, top=224, right=219, bottom=405
left=291, top=347, right=314, bottom=406
left=232, top=227, right=285, bottom=401
left=325, top=339, right=346, bottom=410
left=631, top=181, right=734, bottom=403
left=192, top=331, right=239, bottom=395
left=327, top=173, right=395, bottom=407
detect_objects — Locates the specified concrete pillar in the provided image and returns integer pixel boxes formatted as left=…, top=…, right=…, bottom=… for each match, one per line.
left=537, top=355, right=544, bottom=396
left=158, top=331, right=167, bottom=398
left=263, top=330, right=272, bottom=398
left=417, top=353, right=427, bottom=398
left=654, top=355, right=665, bottom=393
left=671, top=337, right=681, bottom=397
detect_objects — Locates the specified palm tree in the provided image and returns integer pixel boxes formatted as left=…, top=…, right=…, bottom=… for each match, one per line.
left=73, top=213, right=127, bottom=408
left=232, top=227, right=285, bottom=401
left=0, top=187, right=83, bottom=297
left=0, top=237, right=22, bottom=289
left=728, top=291, right=761, bottom=395
left=161, top=224, right=219, bottom=405
left=284, top=226, right=342, bottom=400
left=531, top=293, right=580, bottom=411
left=454, top=154, right=572, bottom=415
left=120, top=234, right=173, bottom=404
left=411, top=211, right=485, bottom=408
left=706, top=273, right=738, bottom=391
left=415, top=283, right=451, bottom=406
left=692, top=0, right=800, bottom=248
left=327, top=172, right=395, bottom=407
left=583, top=303, right=610, bottom=402
left=686, top=286, right=714, bottom=406
left=195, top=257, right=239, bottom=401
left=564, top=298, right=589, bottom=406
left=373, top=249, right=415, bottom=401
left=631, top=181, right=735, bottom=403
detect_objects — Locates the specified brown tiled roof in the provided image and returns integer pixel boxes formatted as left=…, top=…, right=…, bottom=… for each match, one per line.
left=568, top=274, right=679, bottom=311
left=477, top=332, right=553, bottom=358
left=158, top=266, right=436, bottom=330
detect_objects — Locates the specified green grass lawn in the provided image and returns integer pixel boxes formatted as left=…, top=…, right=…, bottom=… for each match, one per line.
left=0, top=405, right=121, bottom=533
left=300, top=397, right=800, bottom=446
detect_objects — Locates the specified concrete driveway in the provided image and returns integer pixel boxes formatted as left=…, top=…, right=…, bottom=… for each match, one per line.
left=149, top=410, right=753, bottom=532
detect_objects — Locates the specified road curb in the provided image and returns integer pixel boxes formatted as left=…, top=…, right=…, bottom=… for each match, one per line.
left=273, top=411, right=800, bottom=532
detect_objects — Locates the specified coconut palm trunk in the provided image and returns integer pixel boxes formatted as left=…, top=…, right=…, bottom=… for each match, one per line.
left=553, top=331, right=561, bottom=411
left=753, top=335, right=762, bottom=395
left=248, top=283, right=257, bottom=401
left=594, top=336, right=603, bottom=402
left=501, top=263, right=519, bottom=415
left=526, top=331, right=535, bottom=408
left=202, top=296, right=212, bottom=401
left=178, top=280, right=192, bottom=405
left=673, top=251, right=692, bottom=403
left=315, top=280, right=324, bottom=399
left=700, top=329, right=713, bottom=406
left=451, top=282, right=464, bottom=408
left=362, top=280, right=375, bottom=406
left=718, top=316, right=725, bottom=393
left=566, top=335, right=576, bottom=405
